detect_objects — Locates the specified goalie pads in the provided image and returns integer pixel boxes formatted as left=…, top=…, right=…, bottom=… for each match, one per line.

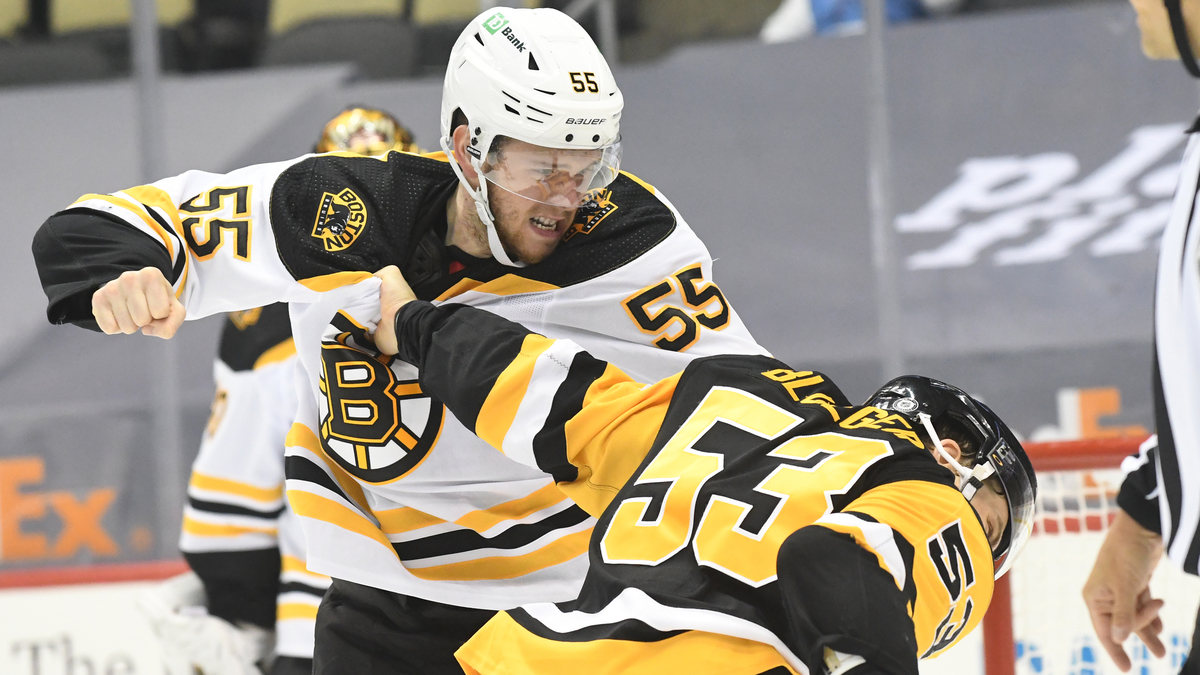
left=138, top=572, right=275, bottom=675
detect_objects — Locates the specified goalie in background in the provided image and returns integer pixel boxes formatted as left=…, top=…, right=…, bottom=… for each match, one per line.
left=139, top=107, right=421, bottom=675
left=1083, top=1, right=1200, bottom=673
left=372, top=265, right=1037, bottom=675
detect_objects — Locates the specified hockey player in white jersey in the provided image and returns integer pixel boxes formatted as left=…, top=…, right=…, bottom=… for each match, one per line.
left=144, top=109, right=424, bottom=675
left=32, top=8, right=768, bottom=674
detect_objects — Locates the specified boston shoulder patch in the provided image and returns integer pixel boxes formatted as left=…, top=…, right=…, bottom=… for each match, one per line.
left=317, top=312, right=444, bottom=483
left=563, top=188, right=618, bottom=242
left=312, top=187, right=368, bottom=252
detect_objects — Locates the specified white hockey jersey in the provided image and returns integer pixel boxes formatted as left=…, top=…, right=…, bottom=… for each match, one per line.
left=51, top=150, right=769, bottom=609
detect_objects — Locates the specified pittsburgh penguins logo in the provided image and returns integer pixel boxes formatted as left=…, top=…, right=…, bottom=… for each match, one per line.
left=317, top=312, right=444, bottom=483
left=312, top=188, right=367, bottom=252
left=564, top=188, right=617, bottom=242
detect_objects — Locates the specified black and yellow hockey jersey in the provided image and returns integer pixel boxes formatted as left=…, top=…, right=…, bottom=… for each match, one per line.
left=32, top=150, right=767, bottom=610
left=392, top=301, right=995, bottom=675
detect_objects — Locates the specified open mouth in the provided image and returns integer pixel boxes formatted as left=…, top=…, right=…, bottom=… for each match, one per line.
left=529, top=214, right=568, bottom=236
left=530, top=215, right=559, bottom=231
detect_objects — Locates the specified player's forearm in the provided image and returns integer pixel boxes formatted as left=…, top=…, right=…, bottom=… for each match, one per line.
left=33, top=210, right=175, bottom=329
left=777, top=526, right=919, bottom=675
left=394, top=300, right=668, bottom=511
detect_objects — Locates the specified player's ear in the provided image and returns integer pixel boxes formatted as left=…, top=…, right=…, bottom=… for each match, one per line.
left=452, top=125, right=481, bottom=189
left=932, top=438, right=963, bottom=468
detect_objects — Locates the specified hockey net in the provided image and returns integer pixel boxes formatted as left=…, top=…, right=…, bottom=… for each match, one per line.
left=982, top=438, right=1200, bottom=675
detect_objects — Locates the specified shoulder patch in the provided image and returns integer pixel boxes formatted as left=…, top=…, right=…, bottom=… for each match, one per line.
left=218, top=303, right=294, bottom=371
left=312, top=188, right=368, bottom=251
left=270, top=153, right=457, bottom=281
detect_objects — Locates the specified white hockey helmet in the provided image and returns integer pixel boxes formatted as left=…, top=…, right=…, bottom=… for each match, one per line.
left=439, top=7, right=624, bottom=266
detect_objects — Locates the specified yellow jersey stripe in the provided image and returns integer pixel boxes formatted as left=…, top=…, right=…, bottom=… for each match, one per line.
left=287, top=489, right=398, bottom=557
left=277, top=602, right=320, bottom=621
left=75, top=193, right=176, bottom=261
left=190, top=471, right=282, bottom=503
left=375, top=505, right=447, bottom=535
left=456, top=611, right=798, bottom=675
left=182, top=515, right=277, bottom=537
left=435, top=274, right=562, bottom=302
left=286, top=423, right=370, bottom=509
left=123, top=185, right=194, bottom=299
left=407, top=527, right=590, bottom=582
left=299, top=271, right=374, bottom=292
left=254, top=337, right=297, bottom=369
left=475, top=334, right=556, bottom=451
left=375, top=483, right=570, bottom=538
left=456, top=483, right=569, bottom=533
left=280, top=554, right=331, bottom=580
left=619, top=170, right=656, bottom=195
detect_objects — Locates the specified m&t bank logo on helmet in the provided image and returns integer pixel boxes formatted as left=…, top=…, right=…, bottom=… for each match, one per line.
left=482, top=12, right=527, bottom=52
left=483, top=12, right=509, bottom=34
left=311, top=188, right=367, bottom=252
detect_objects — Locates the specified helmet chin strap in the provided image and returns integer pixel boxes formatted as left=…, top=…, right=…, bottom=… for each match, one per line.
left=441, top=137, right=526, bottom=268
left=918, top=413, right=996, bottom=501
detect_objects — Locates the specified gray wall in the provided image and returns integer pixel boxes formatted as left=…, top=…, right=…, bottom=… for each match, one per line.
left=0, top=0, right=1184, bottom=568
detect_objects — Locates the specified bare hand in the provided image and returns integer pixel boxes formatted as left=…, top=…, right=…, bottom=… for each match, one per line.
left=1082, top=509, right=1166, bottom=671
left=92, top=267, right=186, bottom=338
left=372, top=265, right=417, bottom=355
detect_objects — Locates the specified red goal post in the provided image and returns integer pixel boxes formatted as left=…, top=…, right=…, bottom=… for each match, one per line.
left=982, top=436, right=1148, bottom=675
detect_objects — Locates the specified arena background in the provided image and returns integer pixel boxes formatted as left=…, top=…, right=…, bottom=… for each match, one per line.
left=0, top=1, right=1193, bottom=674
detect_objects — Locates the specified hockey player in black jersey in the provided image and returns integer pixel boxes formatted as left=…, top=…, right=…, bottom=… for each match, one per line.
left=373, top=266, right=1037, bottom=675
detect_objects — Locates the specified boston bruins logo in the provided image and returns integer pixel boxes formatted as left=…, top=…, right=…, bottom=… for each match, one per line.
left=563, top=188, right=617, bottom=242
left=312, top=188, right=368, bottom=252
left=317, top=312, right=444, bottom=483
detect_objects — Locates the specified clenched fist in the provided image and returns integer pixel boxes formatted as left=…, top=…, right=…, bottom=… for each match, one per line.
left=92, top=267, right=186, bottom=338
left=372, top=265, right=417, bottom=356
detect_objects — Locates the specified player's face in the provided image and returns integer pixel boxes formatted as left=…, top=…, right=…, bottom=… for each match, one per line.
left=930, top=439, right=1009, bottom=550
left=971, top=479, right=1010, bottom=552
left=486, top=139, right=598, bottom=264
left=1128, top=0, right=1200, bottom=59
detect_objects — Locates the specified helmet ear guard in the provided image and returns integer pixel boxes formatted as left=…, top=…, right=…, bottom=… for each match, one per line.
left=869, top=376, right=1038, bottom=579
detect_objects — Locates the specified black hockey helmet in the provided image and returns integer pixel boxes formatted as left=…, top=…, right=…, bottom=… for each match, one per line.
left=868, top=375, right=1037, bottom=578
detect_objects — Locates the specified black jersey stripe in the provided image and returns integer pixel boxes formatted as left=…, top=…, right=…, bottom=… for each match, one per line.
left=530, top=351, right=609, bottom=483
left=144, top=204, right=187, bottom=282
left=285, top=455, right=355, bottom=508
left=187, top=496, right=285, bottom=520
left=1152, top=353, right=1186, bottom=561
left=391, top=504, right=590, bottom=561
left=508, top=606, right=684, bottom=644
left=279, top=580, right=329, bottom=598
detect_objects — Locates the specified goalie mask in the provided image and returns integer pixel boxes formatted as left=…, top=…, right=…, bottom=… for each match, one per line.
left=868, top=376, right=1037, bottom=579
left=316, top=107, right=421, bottom=156
left=440, top=7, right=624, bottom=266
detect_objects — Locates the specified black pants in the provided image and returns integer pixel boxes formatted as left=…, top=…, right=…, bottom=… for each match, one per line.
left=312, top=579, right=497, bottom=675
left=272, top=657, right=315, bottom=675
